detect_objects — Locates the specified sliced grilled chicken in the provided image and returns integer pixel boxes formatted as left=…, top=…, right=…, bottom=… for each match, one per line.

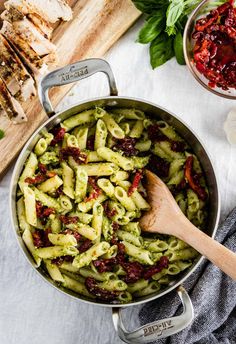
left=1, top=7, right=24, bottom=21
left=12, top=18, right=56, bottom=56
left=1, top=7, right=53, bottom=40
left=0, top=76, right=26, bottom=123
left=5, top=0, right=73, bottom=23
left=1, top=21, right=51, bottom=75
left=27, top=13, right=53, bottom=40
left=0, top=34, right=36, bottom=101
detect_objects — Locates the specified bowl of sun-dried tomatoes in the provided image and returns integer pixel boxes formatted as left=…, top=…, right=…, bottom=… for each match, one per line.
left=183, top=0, right=236, bottom=99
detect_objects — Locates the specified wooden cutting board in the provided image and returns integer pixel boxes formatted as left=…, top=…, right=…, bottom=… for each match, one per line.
left=0, top=0, right=141, bottom=178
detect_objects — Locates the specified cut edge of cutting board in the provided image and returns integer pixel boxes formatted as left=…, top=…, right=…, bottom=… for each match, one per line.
left=0, top=0, right=141, bottom=179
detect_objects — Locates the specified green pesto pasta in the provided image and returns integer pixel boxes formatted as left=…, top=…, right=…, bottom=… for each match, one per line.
left=34, top=138, right=48, bottom=156
left=17, top=106, right=208, bottom=304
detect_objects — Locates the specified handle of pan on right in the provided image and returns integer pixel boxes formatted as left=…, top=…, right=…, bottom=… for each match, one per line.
left=112, top=286, right=194, bottom=344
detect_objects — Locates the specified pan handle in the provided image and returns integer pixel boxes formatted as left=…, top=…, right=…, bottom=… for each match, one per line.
left=38, top=58, right=118, bottom=116
left=112, top=286, right=194, bottom=344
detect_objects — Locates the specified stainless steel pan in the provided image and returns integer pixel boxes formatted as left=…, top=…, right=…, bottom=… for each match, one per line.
left=10, top=58, right=220, bottom=343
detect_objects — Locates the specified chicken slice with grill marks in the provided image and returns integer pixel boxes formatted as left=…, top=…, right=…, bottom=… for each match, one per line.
left=1, top=7, right=53, bottom=40
left=0, top=34, right=36, bottom=101
left=4, top=0, right=73, bottom=23
left=12, top=17, right=56, bottom=56
left=0, top=76, right=27, bottom=123
left=1, top=21, right=52, bottom=75
left=1, top=7, right=24, bottom=21
left=27, top=13, right=53, bottom=40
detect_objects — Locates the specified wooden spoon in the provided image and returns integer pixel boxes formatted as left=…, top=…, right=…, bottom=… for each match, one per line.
left=140, top=170, right=236, bottom=280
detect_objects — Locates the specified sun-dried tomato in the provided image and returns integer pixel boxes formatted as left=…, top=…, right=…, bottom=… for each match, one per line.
left=85, top=277, right=119, bottom=301
left=112, top=222, right=120, bottom=231
left=54, top=185, right=64, bottom=197
left=147, top=155, right=170, bottom=179
left=84, top=191, right=100, bottom=202
left=84, top=177, right=101, bottom=202
left=110, top=235, right=118, bottom=246
left=113, top=137, right=138, bottom=156
left=25, top=161, right=57, bottom=185
left=193, top=1, right=236, bottom=90
left=50, top=127, right=66, bottom=146
left=93, top=242, right=126, bottom=272
left=36, top=201, right=43, bottom=217
left=88, top=177, right=100, bottom=192
left=93, top=258, right=115, bottom=273
left=63, top=229, right=81, bottom=243
left=38, top=163, right=47, bottom=174
left=117, top=242, right=126, bottom=255
left=25, top=174, right=47, bottom=185
left=171, top=141, right=186, bottom=153
left=103, top=201, right=117, bottom=219
left=195, top=10, right=219, bottom=31
left=128, top=170, right=143, bottom=196
left=122, top=261, right=144, bottom=283
left=35, top=201, right=55, bottom=225
left=32, top=230, right=44, bottom=248
left=44, top=228, right=52, bottom=247
left=109, top=208, right=117, bottom=218
left=59, top=215, right=79, bottom=225
left=32, top=228, right=52, bottom=248
left=46, top=171, right=57, bottom=178
left=170, top=178, right=187, bottom=197
left=147, top=124, right=167, bottom=142
left=52, top=255, right=74, bottom=266
left=60, top=147, right=87, bottom=164
left=78, top=239, right=92, bottom=253
left=43, top=208, right=55, bottom=217
left=184, top=156, right=207, bottom=201
left=143, top=256, right=169, bottom=280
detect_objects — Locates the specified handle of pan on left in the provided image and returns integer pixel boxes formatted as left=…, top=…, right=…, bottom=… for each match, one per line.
left=38, top=58, right=118, bottom=117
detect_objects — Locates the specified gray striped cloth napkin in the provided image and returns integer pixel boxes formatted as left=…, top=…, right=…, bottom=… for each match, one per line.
left=138, top=208, right=236, bottom=344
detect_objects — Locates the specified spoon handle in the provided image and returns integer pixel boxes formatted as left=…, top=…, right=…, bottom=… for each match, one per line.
left=177, top=220, right=236, bottom=280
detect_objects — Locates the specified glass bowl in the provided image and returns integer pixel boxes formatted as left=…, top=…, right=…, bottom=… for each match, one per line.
left=183, top=0, right=236, bottom=100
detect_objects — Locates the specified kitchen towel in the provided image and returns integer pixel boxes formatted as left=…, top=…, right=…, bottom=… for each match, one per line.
left=138, top=208, right=236, bottom=344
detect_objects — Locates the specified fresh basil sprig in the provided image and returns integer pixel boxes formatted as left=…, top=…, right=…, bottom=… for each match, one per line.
left=133, top=0, right=167, bottom=13
left=166, top=0, right=185, bottom=35
left=150, top=33, right=174, bottom=68
left=132, top=0, right=225, bottom=69
left=137, top=10, right=166, bottom=44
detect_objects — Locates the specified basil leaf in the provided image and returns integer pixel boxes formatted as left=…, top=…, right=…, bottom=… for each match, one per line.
left=165, top=25, right=176, bottom=36
left=138, top=12, right=166, bottom=44
left=0, top=129, right=5, bottom=140
left=132, top=0, right=167, bottom=14
left=174, top=31, right=186, bottom=65
left=166, top=0, right=185, bottom=28
left=183, top=0, right=203, bottom=15
left=150, top=33, right=174, bottom=69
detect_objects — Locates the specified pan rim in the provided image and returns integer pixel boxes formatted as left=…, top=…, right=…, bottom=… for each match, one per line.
left=9, top=95, right=221, bottom=308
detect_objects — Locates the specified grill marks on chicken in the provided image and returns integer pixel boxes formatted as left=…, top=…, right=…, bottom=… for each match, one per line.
left=4, top=0, right=73, bottom=23
left=2, top=6, right=54, bottom=40
left=27, top=13, right=53, bottom=40
left=0, top=0, right=72, bottom=123
left=1, top=20, right=51, bottom=75
left=0, top=34, right=36, bottom=101
left=0, top=77, right=26, bottom=123
left=9, top=18, right=56, bottom=56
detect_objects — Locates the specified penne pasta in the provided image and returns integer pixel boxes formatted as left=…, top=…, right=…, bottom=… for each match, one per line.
left=16, top=106, right=208, bottom=304
left=72, top=242, right=110, bottom=269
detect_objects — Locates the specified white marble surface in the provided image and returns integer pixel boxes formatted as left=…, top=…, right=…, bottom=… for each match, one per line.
left=0, top=17, right=235, bottom=344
